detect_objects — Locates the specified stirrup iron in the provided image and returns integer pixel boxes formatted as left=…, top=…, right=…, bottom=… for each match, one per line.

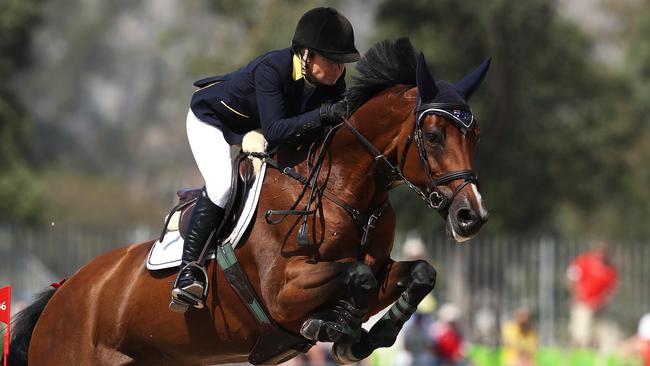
left=169, top=262, right=209, bottom=312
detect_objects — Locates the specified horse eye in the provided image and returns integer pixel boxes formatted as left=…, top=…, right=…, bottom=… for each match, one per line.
left=425, top=130, right=444, bottom=146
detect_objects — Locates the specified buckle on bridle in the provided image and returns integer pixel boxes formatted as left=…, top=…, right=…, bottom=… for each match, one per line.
left=427, top=191, right=447, bottom=210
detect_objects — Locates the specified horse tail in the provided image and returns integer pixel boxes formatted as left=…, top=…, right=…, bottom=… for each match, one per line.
left=1, top=287, right=57, bottom=366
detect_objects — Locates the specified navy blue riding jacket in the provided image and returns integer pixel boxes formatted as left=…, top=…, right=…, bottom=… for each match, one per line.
left=190, top=48, right=346, bottom=147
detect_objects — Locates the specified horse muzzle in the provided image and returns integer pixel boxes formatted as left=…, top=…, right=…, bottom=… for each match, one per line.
left=446, top=195, right=488, bottom=242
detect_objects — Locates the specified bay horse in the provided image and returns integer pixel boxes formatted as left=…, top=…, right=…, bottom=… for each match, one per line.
left=5, top=38, right=489, bottom=365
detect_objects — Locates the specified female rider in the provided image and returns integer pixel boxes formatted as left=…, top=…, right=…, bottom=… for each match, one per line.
left=170, top=7, right=359, bottom=312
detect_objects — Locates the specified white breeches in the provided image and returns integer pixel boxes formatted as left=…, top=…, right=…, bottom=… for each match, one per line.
left=186, top=110, right=232, bottom=207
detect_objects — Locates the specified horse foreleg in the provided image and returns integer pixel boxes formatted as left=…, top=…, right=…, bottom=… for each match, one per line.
left=332, top=259, right=436, bottom=364
left=268, top=260, right=378, bottom=344
left=299, top=262, right=378, bottom=343
left=267, top=260, right=351, bottom=322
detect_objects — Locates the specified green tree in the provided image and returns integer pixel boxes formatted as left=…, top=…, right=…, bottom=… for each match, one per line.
left=376, top=0, right=626, bottom=237
left=0, top=0, right=44, bottom=223
left=613, top=1, right=650, bottom=239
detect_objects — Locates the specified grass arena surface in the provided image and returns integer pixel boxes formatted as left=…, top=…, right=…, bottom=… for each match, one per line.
left=369, top=345, right=643, bottom=366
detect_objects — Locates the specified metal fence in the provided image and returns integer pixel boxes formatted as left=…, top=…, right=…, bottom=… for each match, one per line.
left=418, top=235, right=650, bottom=346
left=0, top=224, right=153, bottom=307
left=1, top=224, right=648, bottom=346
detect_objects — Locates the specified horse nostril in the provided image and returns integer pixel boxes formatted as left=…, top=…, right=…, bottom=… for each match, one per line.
left=456, top=208, right=478, bottom=228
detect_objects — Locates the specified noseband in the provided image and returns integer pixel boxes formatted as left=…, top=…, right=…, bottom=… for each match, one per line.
left=345, top=98, right=479, bottom=214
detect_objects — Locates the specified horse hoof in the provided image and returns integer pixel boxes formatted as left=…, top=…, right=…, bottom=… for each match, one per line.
left=301, top=318, right=340, bottom=342
left=300, top=318, right=323, bottom=341
left=332, top=331, right=370, bottom=365
left=332, top=343, right=357, bottom=365
left=300, top=318, right=361, bottom=343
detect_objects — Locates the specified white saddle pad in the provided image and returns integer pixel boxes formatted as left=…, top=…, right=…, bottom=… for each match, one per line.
left=146, top=163, right=267, bottom=270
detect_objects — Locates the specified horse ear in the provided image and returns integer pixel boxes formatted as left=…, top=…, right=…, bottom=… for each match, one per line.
left=416, top=52, right=438, bottom=102
left=455, top=58, right=491, bottom=100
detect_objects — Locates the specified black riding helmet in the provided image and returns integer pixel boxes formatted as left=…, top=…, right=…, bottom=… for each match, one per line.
left=292, top=7, right=360, bottom=63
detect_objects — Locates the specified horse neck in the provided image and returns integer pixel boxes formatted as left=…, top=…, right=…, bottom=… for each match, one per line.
left=328, top=86, right=414, bottom=207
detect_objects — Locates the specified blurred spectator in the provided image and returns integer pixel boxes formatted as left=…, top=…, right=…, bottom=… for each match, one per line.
left=395, top=235, right=437, bottom=366
left=566, top=242, right=618, bottom=347
left=430, top=303, right=467, bottom=366
left=281, top=342, right=334, bottom=366
left=399, top=294, right=437, bottom=365
left=618, top=313, right=650, bottom=366
left=640, top=314, right=650, bottom=366
left=402, top=235, right=428, bottom=261
left=474, top=305, right=498, bottom=347
left=637, top=314, right=650, bottom=366
left=501, top=307, right=537, bottom=366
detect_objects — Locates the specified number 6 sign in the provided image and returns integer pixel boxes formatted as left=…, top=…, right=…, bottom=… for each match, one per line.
left=1, top=285, right=10, bottom=366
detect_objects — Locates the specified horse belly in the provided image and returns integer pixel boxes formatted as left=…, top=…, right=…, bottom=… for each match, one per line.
left=116, top=251, right=261, bottom=363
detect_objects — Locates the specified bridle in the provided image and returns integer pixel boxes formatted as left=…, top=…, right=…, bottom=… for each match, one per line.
left=345, top=97, right=479, bottom=214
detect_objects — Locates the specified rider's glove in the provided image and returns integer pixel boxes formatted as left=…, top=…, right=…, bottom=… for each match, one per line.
left=319, top=99, right=348, bottom=126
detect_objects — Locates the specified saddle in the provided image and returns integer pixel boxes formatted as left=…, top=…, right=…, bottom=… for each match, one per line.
left=158, top=128, right=265, bottom=246
left=160, top=157, right=256, bottom=245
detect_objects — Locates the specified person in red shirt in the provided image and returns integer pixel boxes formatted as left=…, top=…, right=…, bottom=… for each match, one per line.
left=637, top=314, right=650, bottom=366
left=430, top=303, right=468, bottom=366
left=566, top=243, right=618, bottom=347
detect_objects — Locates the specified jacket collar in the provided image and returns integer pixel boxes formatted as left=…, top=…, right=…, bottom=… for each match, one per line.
left=292, top=54, right=303, bottom=81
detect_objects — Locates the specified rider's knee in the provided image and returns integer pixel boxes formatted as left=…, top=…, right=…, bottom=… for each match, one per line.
left=204, top=183, right=231, bottom=208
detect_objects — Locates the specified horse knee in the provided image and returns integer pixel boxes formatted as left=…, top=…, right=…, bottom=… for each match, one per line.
left=344, top=263, right=378, bottom=305
left=345, top=263, right=378, bottom=293
left=409, top=260, right=436, bottom=294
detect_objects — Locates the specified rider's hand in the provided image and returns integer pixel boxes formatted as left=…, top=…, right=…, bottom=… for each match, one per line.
left=319, top=99, right=348, bottom=126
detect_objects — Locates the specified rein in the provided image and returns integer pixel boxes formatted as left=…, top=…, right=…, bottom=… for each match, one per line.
left=263, top=126, right=339, bottom=246
left=261, top=124, right=389, bottom=248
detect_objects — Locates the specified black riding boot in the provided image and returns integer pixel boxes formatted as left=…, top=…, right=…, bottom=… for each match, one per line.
left=170, top=188, right=224, bottom=313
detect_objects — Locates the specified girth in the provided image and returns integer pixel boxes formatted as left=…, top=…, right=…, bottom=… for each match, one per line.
left=216, top=243, right=313, bottom=365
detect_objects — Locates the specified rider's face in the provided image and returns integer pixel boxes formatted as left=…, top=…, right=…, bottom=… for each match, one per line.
left=307, top=53, right=344, bottom=86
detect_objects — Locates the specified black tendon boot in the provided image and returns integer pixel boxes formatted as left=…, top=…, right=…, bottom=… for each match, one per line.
left=300, top=300, right=367, bottom=343
left=170, top=188, right=224, bottom=313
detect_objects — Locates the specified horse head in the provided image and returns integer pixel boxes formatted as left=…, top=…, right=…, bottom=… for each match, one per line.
left=396, top=52, right=490, bottom=242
